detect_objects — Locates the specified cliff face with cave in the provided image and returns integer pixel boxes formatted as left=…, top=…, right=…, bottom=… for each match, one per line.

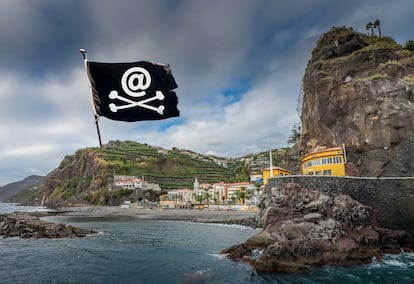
left=301, top=27, right=414, bottom=176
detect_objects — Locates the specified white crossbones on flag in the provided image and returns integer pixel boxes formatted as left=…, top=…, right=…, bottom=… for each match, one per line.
left=87, top=61, right=179, bottom=122
left=108, top=67, right=165, bottom=115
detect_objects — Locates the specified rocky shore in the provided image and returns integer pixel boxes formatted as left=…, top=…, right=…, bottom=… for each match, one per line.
left=221, top=182, right=414, bottom=273
left=0, top=212, right=97, bottom=238
left=0, top=206, right=258, bottom=239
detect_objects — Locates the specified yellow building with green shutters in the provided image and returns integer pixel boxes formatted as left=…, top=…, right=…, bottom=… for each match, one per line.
left=301, top=146, right=346, bottom=176
left=262, top=166, right=290, bottom=185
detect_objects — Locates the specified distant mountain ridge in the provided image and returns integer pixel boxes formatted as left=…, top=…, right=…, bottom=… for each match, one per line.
left=0, top=175, right=46, bottom=202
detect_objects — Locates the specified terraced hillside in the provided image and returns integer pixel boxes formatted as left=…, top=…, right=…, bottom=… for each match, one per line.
left=20, top=141, right=250, bottom=206
left=99, top=141, right=246, bottom=189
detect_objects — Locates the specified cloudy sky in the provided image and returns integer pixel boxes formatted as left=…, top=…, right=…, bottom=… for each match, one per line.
left=1, top=0, right=413, bottom=185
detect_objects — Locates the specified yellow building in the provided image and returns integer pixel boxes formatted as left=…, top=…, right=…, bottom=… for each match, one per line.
left=262, top=166, right=290, bottom=185
left=301, top=146, right=346, bottom=176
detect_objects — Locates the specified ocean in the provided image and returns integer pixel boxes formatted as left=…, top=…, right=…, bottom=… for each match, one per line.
left=1, top=203, right=413, bottom=284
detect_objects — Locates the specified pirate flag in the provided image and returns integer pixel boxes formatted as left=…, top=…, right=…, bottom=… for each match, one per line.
left=86, top=61, right=179, bottom=122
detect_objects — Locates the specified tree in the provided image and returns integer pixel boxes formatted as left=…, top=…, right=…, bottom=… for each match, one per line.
left=373, top=19, right=382, bottom=38
left=366, top=22, right=375, bottom=37
left=288, top=122, right=301, bottom=145
left=238, top=187, right=247, bottom=205
left=238, top=187, right=253, bottom=205
left=229, top=194, right=237, bottom=208
left=404, top=40, right=414, bottom=51
left=203, top=189, right=211, bottom=208
left=196, top=194, right=204, bottom=209
left=213, top=191, right=219, bottom=205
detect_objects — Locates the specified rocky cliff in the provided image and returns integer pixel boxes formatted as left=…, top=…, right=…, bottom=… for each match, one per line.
left=22, top=140, right=264, bottom=207
left=222, top=181, right=414, bottom=273
left=301, top=27, right=414, bottom=176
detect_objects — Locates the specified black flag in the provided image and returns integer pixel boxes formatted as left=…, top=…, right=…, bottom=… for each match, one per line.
left=87, top=61, right=179, bottom=122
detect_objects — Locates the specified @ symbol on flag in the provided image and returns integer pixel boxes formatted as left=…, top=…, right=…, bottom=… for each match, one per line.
left=108, top=67, right=165, bottom=115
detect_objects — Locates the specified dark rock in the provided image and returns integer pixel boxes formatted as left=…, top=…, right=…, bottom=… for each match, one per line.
left=222, top=182, right=414, bottom=273
left=222, top=26, right=414, bottom=274
left=301, top=26, right=414, bottom=177
left=220, top=243, right=252, bottom=259
left=0, top=213, right=97, bottom=239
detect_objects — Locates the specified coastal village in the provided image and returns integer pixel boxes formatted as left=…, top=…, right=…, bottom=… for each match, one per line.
left=113, top=145, right=347, bottom=210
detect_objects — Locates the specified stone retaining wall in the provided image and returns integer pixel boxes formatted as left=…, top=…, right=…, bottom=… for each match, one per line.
left=267, top=176, right=414, bottom=234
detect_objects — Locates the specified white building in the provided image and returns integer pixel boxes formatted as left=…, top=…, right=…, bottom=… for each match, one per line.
left=168, top=189, right=194, bottom=204
left=113, top=175, right=161, bottom=191
left=225, top=182, right=257, bottom=205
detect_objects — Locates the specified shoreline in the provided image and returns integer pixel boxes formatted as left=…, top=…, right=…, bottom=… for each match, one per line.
left=38, top=205, right=260, bottom=227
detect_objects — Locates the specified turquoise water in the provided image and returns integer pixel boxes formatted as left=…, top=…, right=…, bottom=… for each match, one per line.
left=1, top=203, right=414, bottom=283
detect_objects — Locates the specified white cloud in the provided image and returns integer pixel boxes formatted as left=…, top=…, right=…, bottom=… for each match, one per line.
left=1, top=0, right=414, bottom=185
left=0, top=144, right=58, bottom=158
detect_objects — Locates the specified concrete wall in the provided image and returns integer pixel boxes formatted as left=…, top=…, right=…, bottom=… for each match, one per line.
left=267, top=175, right=414, bottom=234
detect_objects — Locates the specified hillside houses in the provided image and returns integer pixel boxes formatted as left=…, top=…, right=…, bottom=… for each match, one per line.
left=160, top=178, right=258, bottom=209
left=113, top=175, right=161, bottom=191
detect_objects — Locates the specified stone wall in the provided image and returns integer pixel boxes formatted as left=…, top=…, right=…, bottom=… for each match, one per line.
left=267, top=176, right=414, bottom=234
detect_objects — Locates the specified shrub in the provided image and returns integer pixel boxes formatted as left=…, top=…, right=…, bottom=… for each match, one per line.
left=403, top=40, right=414, bottom=51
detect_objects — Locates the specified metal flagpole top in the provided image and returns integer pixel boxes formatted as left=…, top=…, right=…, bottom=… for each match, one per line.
left=80, top=48, right=87, bottom=60
left=80, top=48, right=102, bottom=148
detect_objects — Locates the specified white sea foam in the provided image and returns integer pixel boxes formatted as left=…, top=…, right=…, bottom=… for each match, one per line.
left=206, top=253, right=226, bottom=260
left=380, top=253, right=414, bottom=268
left=202, top=222, right=261, bottom=231
left=251, top=248, right=263, bottom=259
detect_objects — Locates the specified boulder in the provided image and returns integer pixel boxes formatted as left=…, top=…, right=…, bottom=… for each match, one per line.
left=222, top=182, right=414, bottom=273
left=0, top=212, right=97, bottom=239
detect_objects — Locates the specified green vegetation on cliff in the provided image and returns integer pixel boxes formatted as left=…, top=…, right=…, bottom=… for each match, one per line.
left=25, top=140, right=264, bottom=207
left=7, top=140, right=295, bottom=207
left=95, top=140, right=247, bottom=187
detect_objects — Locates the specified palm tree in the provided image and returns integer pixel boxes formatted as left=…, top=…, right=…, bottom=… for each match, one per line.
left=213, top=191, right=220, bottom=209
left=373, top=19, right=382, bottom=38
left=229, top=194, right=237, bottom=209
left=238, top=187, right=248, bottom=205
left=366, top=22, right=375, bottom=37
left=196, top=194, right=204, bottom=209
left=246, top=188, right=254, bottom=205
left=203, top=189, right=211, bottom=209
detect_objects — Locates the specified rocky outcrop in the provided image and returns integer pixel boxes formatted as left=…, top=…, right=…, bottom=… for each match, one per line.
left=301, top=26, right=414, bottom=176
left=221, top=182, right=413, bottom=273
left=0, top=213, right=97, bottom=238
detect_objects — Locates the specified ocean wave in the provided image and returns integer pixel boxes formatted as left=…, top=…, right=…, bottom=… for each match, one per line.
left=206, top=253, right=226, bottom=260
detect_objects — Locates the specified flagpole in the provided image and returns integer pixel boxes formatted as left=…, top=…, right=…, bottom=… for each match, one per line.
left=80, top=48, right=103, bottom=148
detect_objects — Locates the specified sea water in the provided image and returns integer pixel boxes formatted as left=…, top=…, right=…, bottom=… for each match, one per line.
left=1, top=203, right=414, bottom=284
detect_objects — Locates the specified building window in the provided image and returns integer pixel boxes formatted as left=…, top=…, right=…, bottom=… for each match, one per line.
left=323, top=169, right=332, bottom=176
left=333, top=156, right=342, bottom=164
left=322, top=157, right=332, bottom=164
left=312, top=159, right=321, bottom=166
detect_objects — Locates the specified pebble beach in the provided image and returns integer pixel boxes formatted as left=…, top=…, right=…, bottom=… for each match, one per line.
left=52, top=205, right=259, bottom=226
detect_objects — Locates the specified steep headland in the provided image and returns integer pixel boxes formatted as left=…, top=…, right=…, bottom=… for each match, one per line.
left=301, top=26, right=414, bottom=177
left=222, top=26, right=414, bottom=273
left=9, top=140, right=290, bottom=207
